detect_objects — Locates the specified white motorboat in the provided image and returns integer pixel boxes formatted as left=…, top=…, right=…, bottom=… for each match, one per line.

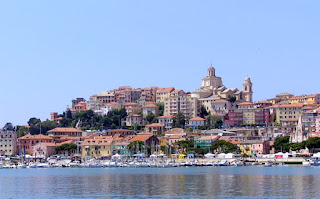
left=108, top=162, right=117, bottom=167
left=205, top=161, right=214, bottom=166
left=17, top=163, right=27, bottom=169
left=236, top=162, right=244, bottom=166
left=37, top=163, right=50, bottom=168
left=28, top=163, right=37, bottom=168
left=149, top=162, right=158, bottom=167
left=218, top=160, right=228, bottom=166
left=303, top=161, right=311, bottom=167
left=264, top=161, right=273, bottom=167
left=128, top=162, right=136, bottom=168
left=2, top=164, right=11, bottom=169
left=69, top=161, right=80, bottom=168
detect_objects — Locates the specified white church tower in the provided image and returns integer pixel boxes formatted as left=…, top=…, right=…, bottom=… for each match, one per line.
left=290, top=115, right=307, bottom=143
left=243, top=76, right=253, bottom=102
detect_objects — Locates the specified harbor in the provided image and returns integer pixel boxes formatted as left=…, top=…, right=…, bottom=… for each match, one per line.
left=0, top=153, right=317, bottom=169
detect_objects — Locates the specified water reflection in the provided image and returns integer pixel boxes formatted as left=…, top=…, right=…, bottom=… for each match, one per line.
left=1, top=167, right=320, bottom=198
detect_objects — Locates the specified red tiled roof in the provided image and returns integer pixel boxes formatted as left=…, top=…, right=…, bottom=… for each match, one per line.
left=269, top=103, right=304, bottom=108
left=238, top=102, right=254, bottom=106
left=19, top=134, right=54, bottom=140
left=157, top=87, right=175, bottom=93
left=290, top=94, right=319, bottom=100
left=189, top=117, right=205, bottom=121
left=212, top=99, right=229, bottom=103
left=143, top=104, right=158, bottom=108
left=146, top=123, right=164, bottom=127
left=169, top=134, right=184, bottom=139
left=48, top=128, right=82, bottom=133
left=129, top=134, right=154, bottom=142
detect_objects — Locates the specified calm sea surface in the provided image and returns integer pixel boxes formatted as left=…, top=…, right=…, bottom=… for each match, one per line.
left=1, top=166, right=320, bottom=199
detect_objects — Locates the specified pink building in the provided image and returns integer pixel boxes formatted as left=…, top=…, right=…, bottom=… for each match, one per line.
left=32, top=142, right=57, bottom=158
left=225, top=110, right=243, bottom=127
left=168, top=134, right=186, bottom=144
left=18, top=134, right=54, bottom=155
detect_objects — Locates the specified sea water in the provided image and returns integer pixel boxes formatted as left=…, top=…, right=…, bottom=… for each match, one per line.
left=1, top=166, right=320, bottom=198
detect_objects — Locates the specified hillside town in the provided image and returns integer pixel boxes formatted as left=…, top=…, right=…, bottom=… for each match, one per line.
left=1, top=65, right=320, bottom=164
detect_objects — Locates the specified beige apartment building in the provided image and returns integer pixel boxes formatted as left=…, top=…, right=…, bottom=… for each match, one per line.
left=269, top=103, right=304, bottom=123
left=156, top=87, right=175, bottom=103
left=237, top=102, right=255, bottom=125
left=96, top=91, right=115, bottom=104
left=0, top=130, right=17, bottom=156
left=164, top=95, right=200, bottom=119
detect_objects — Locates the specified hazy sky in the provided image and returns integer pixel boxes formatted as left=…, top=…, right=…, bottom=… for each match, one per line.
left=1, top=1, right=319, bottom=126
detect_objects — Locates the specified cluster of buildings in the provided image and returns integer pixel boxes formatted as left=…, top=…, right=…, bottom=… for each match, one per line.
left=1, top=126, right=272, bottom=159
left=3, top=65, right=320, bottom=158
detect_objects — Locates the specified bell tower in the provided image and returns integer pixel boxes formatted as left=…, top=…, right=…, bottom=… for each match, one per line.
left=243, top=77, right=253, bottom=102
left=208, top=65, right=215, bottom=77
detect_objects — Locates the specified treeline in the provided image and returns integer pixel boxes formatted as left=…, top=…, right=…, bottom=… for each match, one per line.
left=14, top=109, right=128, bottom=137
left=274, top=136, right=320, bottom=153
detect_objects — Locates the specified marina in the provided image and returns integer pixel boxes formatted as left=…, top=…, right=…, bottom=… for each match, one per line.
left=0, top=154, right=318, bottom=169
left=1, top=166, right=320, bottom=198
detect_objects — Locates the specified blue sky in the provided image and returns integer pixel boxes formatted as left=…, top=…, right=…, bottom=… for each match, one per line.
left=1, top=1, right=319, bottom=126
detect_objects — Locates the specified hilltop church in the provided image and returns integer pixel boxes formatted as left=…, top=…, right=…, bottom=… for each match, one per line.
left=191, top=65, right=253, bottom=111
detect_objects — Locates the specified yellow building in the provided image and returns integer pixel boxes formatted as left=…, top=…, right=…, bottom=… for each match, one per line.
left=81, top=137, right=113, bottom=159
left=239, top=143, right=252, bottom=155
left=158, top=137, right=167, bottom=147
left=289, top=94, right=320, bottom=104
left=269, top=103, right=304, bottom=123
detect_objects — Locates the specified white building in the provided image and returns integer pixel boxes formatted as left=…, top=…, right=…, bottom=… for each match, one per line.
left=159, top=115, right=174, bottom=130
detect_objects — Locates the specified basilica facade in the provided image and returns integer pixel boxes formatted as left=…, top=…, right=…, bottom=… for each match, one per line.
left=191, top=65, right=253, bottom=112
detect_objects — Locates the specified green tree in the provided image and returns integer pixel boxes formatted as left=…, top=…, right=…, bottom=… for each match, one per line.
left=305, top=137, right=320, bottom=151
left=40, top=120, right=58, bottom=134
left=206, top=115, right=223, bottom=129
left=145, top=113, right=157, bottom=124
left=156, top=103, right=164, bottom=116
left=172, top=112, right=186, bottom=128
left=227, top=96, right=237, bottom=103
left=60, top=118, right=72, bottom=127
left=199, top=105, right=209, bottom=118
left=128, top=141, right=144, bottom=154
left=16, top=126, right=30, bottom=138
left=210, top=140, right=238, bottom=153
left=175, top=140, right=194, bottom=153
left=273, top=136, right=290, bottom=152
left=28, top=118, right=41, bottom=127
left=3, top=122, right=14, bottom=131
left=55, top=143, right=77, bottom=155
left=66, top=110, right=72, bottom=119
